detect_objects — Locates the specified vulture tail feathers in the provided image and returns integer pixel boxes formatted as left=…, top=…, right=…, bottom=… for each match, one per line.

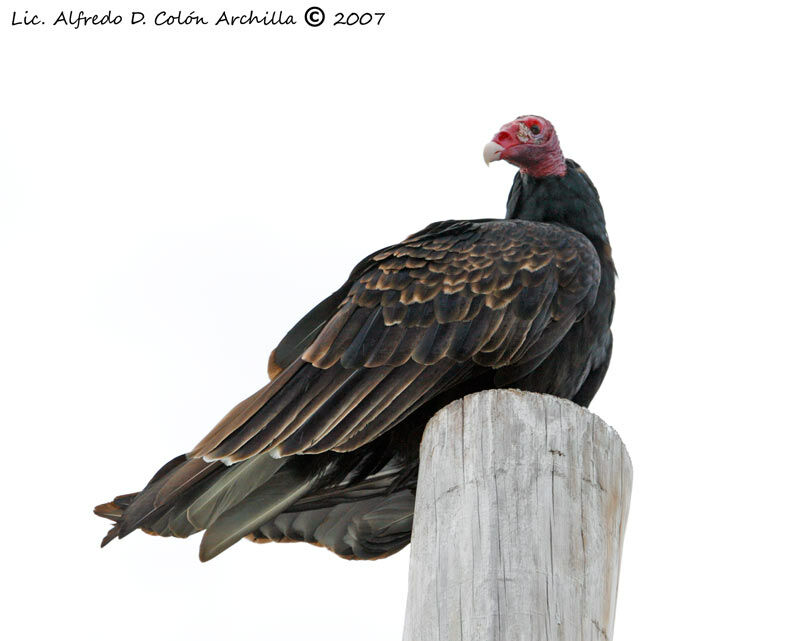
left=251, top=489, right=415, bottom=560
left=94, top=451, right=291, bottom=547
left=199, top=465, right=319, bottom=562
left=113, top=457, right=224, bottom=539
left=95, top=456, right=225, bottom=542
left=185, top=450, right=286, bottom=530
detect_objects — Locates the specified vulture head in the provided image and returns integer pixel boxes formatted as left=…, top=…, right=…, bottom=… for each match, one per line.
left=483, top=115, right=566, bottom=178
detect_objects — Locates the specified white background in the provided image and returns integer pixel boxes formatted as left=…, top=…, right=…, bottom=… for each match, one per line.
left=2, top=1, right=798, bottom=639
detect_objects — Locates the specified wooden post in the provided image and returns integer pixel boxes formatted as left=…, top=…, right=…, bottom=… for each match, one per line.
left=402, top=390, right=632, bottom=641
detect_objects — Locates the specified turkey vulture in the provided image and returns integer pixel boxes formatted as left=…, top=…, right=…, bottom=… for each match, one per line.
left=95, top=115, right=615, bottom=562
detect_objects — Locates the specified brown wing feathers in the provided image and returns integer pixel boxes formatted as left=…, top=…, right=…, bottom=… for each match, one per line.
left=96, top=219, right=601, bottom=560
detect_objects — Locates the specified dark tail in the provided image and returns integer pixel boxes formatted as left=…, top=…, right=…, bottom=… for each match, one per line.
left=94, top=448, right=416, bottom=561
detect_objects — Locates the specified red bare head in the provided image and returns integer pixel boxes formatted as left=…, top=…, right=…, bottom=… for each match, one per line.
left=483, top=115, right=566, bottom=178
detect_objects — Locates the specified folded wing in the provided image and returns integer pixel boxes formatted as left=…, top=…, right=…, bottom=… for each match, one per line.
left=192, top=219, right=601, bottom=461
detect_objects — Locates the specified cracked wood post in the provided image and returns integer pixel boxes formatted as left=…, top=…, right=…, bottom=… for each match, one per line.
left=402, top=390, right=632, bottom=641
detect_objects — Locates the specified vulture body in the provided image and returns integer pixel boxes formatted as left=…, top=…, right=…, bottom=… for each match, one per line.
left=95, top=116, right=615, bottom=561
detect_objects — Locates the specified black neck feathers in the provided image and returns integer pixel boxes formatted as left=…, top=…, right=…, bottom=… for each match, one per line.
left=505, top=159, right=610, bottom=250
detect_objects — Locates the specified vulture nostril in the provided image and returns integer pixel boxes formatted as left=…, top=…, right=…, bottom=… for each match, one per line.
left=497, top=131, right=512, bottom=143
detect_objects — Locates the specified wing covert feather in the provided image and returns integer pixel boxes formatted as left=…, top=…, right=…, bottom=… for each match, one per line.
left=192, top=219, right=600, bottom=463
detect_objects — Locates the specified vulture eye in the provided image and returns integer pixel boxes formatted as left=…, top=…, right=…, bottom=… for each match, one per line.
left=522, top=119, right=542, bottom=135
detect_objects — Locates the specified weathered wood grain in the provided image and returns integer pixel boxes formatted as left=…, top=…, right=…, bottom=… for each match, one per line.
left=402, top=390, right=632, bottom=641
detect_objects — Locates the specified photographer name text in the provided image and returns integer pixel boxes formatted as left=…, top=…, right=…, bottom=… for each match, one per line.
left=10, top=8, right=385, bottom=29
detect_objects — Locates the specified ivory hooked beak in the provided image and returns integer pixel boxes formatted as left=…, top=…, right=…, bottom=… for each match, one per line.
left=483, top=141, right=504, bottom=166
